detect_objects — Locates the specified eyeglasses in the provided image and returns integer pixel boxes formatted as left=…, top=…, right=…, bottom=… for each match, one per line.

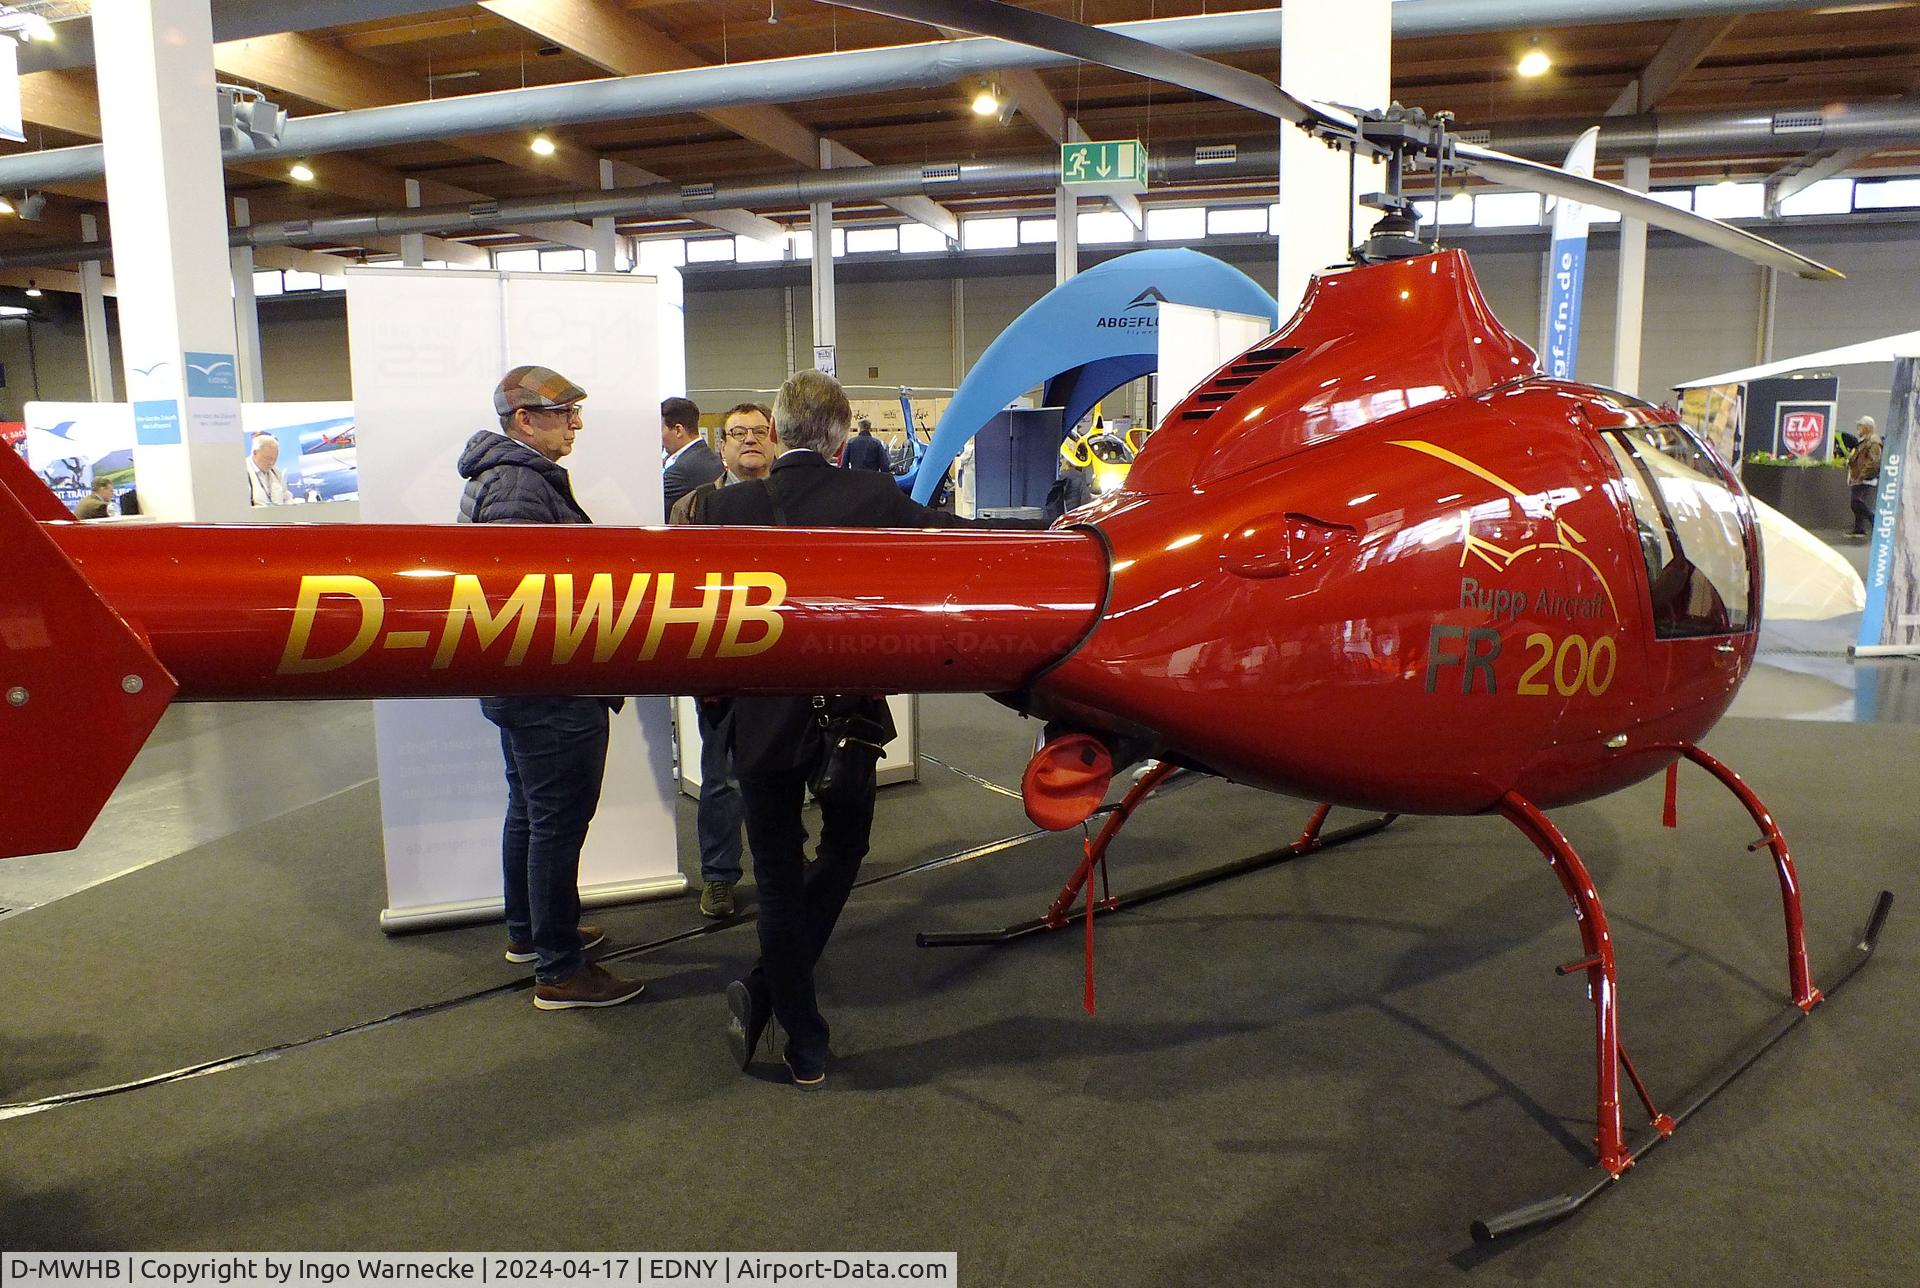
left=527, top=404, right=583, bottom=423
left=723, top=424, right=773, bottom=441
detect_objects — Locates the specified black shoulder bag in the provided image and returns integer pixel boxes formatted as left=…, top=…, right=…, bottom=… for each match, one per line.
left=760, top=474, right=897, bottom=803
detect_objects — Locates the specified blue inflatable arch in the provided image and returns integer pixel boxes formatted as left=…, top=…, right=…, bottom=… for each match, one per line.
left=905, top=247, right=1279, bottom=502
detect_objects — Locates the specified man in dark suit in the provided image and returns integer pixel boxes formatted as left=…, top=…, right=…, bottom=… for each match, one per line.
left=660, top=396, right=723, bottom=512
left=842, top=418, right=892, bottom=472
left=702, top=370, right=972, bottom=1088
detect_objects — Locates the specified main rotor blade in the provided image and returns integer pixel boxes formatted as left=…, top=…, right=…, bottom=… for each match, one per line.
left=819, top=0, right=1356, bottom=135
left=1456, top=142, right=1843, bottom=281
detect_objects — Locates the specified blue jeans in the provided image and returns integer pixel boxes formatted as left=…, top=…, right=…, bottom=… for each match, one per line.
left=697, top=701, right=744, bottom=885
left=484, top=697, right=610, bottom=984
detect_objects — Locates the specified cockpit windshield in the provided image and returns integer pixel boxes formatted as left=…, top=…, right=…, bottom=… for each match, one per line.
left=1603, top=425, right=1753, bottom=638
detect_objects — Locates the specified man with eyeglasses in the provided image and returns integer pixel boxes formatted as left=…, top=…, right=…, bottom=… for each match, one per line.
left=669, top=403, right=777, bottom=918
left=454, top=365, right=650, bottom=1012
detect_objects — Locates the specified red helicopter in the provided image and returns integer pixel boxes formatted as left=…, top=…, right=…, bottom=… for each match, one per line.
left=0, top=0, right=1889, bottom=1241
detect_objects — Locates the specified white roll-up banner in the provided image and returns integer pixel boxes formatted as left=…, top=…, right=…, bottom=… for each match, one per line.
left=1155, top=302, right=1274, bottom=426
left=345, top=268, right=685, bottom=930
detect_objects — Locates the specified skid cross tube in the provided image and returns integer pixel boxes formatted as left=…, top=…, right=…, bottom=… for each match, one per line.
left=916, top=784, right=1395, bottom=949
left=1499, top=791, right=1634, bottom=1178
left=1681, top=744, right=1821, bottom=1011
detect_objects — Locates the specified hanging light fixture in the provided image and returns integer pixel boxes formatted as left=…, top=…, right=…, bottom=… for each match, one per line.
left=288, top=162, right=316, bottom=183
left=1517, top=39, right=1552, bottom=78
left=971, top=85, right=1001, bottom=117
left=24, top=280, right=41, bottom=298
left=530, top=134, right=557, bottom=156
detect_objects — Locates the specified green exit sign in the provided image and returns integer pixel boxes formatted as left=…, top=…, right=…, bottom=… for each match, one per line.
left=1061, top=139, right=1147, bottom=191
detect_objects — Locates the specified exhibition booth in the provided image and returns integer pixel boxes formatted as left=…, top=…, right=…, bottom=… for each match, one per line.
left=7, top=0, right=1920, bottom=1271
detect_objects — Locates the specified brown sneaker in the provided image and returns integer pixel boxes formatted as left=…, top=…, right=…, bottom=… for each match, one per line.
left=505, top=924, right=606, bottom=964
left=532, top=962, right=648, bottom=1011
left=699, top=881, right=737, bottom=919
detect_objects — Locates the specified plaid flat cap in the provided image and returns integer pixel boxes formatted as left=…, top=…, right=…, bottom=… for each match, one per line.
left=494, top=365, right=588, bottom=416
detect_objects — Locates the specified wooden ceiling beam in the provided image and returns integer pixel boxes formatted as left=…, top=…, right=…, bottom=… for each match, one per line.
left=480, top=0, right=958, bottom=236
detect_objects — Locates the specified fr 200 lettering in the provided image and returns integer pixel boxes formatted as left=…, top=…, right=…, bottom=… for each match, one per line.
left=1427, top=624, right=1616, bottom=697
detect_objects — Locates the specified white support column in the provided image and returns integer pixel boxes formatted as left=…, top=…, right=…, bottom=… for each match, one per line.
left=592, top=159, right=619, bottom=272
left=401, top=178, right=425, bottom=267
left=809, top=143, right=836, bottom=374
left=78, top=213, right=114, bottom=403
left=230, top=197, right=265, bottom=402
left=1611, top=155, right=1651, bottom=397
left=1277, top=0, right=1390, bottom=314
left=1055, top=185, right=1078, bottom=286
left=94, top=0, right=247, bottom=523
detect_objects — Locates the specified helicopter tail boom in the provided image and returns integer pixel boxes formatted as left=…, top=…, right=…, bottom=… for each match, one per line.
left=4, top=510, right=1108, bottom=858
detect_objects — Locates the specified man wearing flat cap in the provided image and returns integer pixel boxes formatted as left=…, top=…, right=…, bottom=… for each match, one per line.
left=457, top=364, right=649, bottom=1011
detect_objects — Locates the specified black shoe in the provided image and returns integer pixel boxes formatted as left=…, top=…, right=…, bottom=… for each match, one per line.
left=726, top=977, right=770, bottom=1071
left=783, top=1046, right=827, bottom=1089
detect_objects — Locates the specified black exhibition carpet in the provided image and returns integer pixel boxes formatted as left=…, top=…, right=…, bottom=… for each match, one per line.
left=0, top=705, right=1913, bottom=1285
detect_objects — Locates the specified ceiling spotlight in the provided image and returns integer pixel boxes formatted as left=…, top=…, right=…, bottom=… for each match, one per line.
left=531, top=134, right=557, bottom=156
left=972, top=87, right=1001, bottom=117
left=1517, top=42, right=1552, bottom=78
left=0, top=197, right=15, bottom=216
left=1716, top=166, right=1739, bottom=189
left=288, top=162, right=316, bottom=183
left=24, top=280, right=41, bottom=298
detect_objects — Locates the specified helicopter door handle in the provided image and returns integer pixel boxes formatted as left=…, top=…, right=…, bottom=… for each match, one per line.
left=1222, top=512, right=1358, bottom=580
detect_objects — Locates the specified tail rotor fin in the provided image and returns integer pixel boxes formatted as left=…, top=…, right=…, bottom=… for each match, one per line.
left=0, top=442, right=78, bottom=521
left=0, top=483, right=176, bottom=859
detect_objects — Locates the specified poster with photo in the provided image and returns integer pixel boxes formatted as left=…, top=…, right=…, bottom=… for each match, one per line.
left=23, top=401, right=136, bottom=506
left=1677, top=384, right=1743, bottom=469
left=241, top=402, right=357, bottom=501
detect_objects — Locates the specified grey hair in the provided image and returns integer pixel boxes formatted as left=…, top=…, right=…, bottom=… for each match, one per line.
left=251, top=433, right=279, bottom=452
left=773, top=369, right=852, bottom=457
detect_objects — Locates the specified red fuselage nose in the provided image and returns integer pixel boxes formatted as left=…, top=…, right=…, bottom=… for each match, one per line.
left=1029, top=253, right=1758, bottom=814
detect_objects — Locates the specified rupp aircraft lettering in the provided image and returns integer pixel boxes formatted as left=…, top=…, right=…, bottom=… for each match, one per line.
left=276, top=570, right=787, bottom=675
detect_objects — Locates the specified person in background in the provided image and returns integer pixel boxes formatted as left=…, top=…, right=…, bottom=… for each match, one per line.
left=842, top=417, right=891, bottom=472
left=74, top=477, right=118, bottom=520
left=668, top=401, right=778, bottom=918
left=457, top=364, right=649, bottom=1011
left=661, top=396, right=723, bottom=511
left=247, top=433, right=294, bottom=507
left=1848, top=415, right=1883, bottom=540
left=703, top=370, right=978, bottom=1089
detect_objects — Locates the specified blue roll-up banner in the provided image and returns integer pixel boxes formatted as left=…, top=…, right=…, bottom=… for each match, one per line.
left=1542, top=127, right=1600, bottom=382
left=1858, top=356, right=1919, bottom=652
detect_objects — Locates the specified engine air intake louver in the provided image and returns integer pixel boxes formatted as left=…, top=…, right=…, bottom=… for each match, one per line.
left=1178, top=346, right=1301, bottom=422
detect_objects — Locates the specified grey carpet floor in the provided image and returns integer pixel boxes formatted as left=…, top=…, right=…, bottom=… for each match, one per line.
left=0, top=703, right=1913, bottom=1285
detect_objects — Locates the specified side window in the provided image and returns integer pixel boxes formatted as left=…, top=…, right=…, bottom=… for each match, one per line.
left=1603, top=427, right=1752, bottom=638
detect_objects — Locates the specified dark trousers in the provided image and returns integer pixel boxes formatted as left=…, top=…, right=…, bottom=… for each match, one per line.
left=488, top=700, right=610, bottom=984
left=1852, top=482, right=1878, bottom=534
left=696, top=702, right=744, bottom=885
left=739, top=771, right=876, bottom=1061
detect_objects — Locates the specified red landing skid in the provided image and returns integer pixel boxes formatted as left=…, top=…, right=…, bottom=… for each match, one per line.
left=916, top=761, right=1398, bottom=984
left=915, top=750, right=1891, bottom=1243
left=1475, top=744, right=1891, bottom=1241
